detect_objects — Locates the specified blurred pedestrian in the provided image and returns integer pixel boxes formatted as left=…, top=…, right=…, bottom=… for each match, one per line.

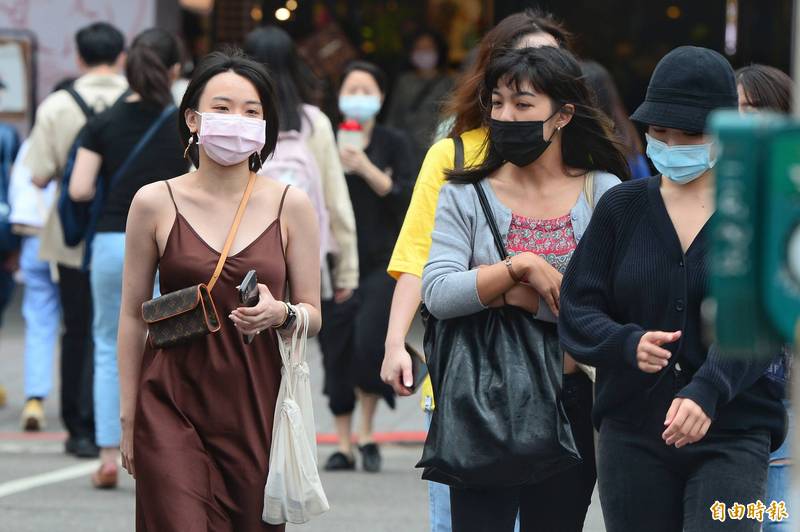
left=380, top=9, right=573, bottom=532
left=559, top=46, right=786, bottom=532
left=422, top=45, right=626, bottom=532
left=244, top=26, right=359, bottom=317
left=68, top=28, right=188, bottom=488
left=117, top=49, right=321, bottom=531
left=0, top=104, right=19, bottom=409
left=320, top=61, right=414, bottom=473
left=737, top=64, right=793, bottom=114
left=24, top=22, right=127, bottom=449
left=581, top=60, right=651, bottom=179
left=386, top=29, right=454, bottom=168
left=736, top=63, right=794, bottom=532
left=9, top=79, right=70, bottom=449
left=9, top=138, right=63, bottom=436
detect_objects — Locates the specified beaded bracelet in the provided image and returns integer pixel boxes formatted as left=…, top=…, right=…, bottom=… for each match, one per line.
left=505, top=256, right=521, bottom=283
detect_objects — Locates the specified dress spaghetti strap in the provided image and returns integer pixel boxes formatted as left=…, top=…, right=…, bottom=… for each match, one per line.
left=164, top=180, right=179, bottom=214
left=277, top=185, right=290, bottom=220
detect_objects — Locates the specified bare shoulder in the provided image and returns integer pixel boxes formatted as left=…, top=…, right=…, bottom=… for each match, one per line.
left=283, top=184, right=314, bottom=211
left=130, top=174, right=187, bottom=218
left=259, top=178, right=313, bottom=216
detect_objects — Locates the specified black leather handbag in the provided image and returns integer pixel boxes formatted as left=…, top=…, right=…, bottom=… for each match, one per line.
left=416, top=138, right=580, bottom=487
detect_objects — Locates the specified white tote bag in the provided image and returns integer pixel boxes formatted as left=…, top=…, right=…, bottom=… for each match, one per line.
left=263, top=306, right=330, bottom=525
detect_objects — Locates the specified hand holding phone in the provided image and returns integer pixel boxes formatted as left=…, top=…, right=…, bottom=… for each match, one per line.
left=404, top=343, right=428, bottom=394
left=239, top=269, right=259, bottom=344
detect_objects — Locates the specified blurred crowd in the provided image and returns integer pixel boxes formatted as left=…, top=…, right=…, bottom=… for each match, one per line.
left=0, top=7, right=795, bottom=532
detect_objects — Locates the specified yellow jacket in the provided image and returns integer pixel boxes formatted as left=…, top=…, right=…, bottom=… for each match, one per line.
left=387, top=127, right=488, bottom=410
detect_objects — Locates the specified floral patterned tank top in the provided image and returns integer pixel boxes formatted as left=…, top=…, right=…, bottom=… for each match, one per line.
left=506, top=212, right=577, bottom=274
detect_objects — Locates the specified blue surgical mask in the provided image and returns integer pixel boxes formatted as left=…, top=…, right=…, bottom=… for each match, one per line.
left=645, top=133, right=717, bottom=184
left=338, top=94, right=381, bottom=122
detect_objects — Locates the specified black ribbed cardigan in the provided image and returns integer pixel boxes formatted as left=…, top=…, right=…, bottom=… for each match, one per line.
left=558, top=176, right=785, bottom=450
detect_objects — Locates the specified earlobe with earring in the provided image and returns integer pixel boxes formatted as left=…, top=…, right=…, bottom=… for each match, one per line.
left=250, top=151, right=262, bottom=171
left=183, top=133, right=195, bottom=160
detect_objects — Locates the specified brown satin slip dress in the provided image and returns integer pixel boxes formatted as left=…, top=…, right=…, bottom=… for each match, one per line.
left=134, top=181, right=290, bottom=531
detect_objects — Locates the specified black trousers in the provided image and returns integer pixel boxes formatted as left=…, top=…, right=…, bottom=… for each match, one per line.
left=57, top=265, right=95, bottom=441
left=597, top=381, right=771, bottom=532
left=450, top=371, right=597, bottom=532
left=319, top=269, right=396, bottom=416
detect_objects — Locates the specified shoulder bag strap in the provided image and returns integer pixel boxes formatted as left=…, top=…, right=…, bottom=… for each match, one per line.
left=583, top=171, right=596, bottom=211
left=452, top=135, right=465, bottom=170
left=453, top=135, right=507, bottom=260
left=472, top=181, right=508, bottom=261
left=207, top=172, right=257, bottom=292
left=107, top=105, right=176, bottom=190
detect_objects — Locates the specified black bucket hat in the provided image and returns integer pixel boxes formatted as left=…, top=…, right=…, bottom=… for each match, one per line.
left=631, top=46, right=737, bottom=133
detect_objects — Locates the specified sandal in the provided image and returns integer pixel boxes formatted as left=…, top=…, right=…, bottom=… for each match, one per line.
left=91, top=462, right=118, bottom=490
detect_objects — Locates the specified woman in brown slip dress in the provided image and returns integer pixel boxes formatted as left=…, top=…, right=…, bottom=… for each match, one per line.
left=116, top=50, right=322, bottom=531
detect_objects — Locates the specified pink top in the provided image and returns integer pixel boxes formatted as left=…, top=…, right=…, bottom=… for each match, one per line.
left=506, top=212, right=577, bottom=274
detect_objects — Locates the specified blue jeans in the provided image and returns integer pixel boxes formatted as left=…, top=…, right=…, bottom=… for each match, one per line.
left=764, top=400, right=792, bottom=531
left=426, top=409, right=452, bottom=532
left=425, top=410, right=520, bottom=532
left=90, top=232, right=125, bottom=448
left=20, top=237, right=60, bottom=399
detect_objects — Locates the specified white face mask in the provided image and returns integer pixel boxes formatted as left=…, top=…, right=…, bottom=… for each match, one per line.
left=195, top=111, right=266, bottom=166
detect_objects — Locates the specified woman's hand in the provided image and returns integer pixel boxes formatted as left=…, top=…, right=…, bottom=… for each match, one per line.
left=662, top=397, right=711, bottom=448
left=381, top=343, right=415, bottom=396
left=120, top=418, right=135, bottom=478
left=636, top=330, right=681, bottom=373
left=516, top=253, right=562, bottom=316
left=339, top=145, right=372, bottom=175
left=229, top=283, right=287, bottom=334
left=334, top=288, right=354, bottom=303
left=479, top=263, right=539, bottom=313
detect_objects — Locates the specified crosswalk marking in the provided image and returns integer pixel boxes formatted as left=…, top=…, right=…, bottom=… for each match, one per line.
left=0, top=460, right=99, bottom=499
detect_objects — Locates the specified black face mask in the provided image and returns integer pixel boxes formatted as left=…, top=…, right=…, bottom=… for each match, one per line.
left=489, top=111, right=560, bottom=167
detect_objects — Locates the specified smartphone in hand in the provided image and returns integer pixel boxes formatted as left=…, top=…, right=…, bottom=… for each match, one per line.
left=239, top=269, right=259, bottom=344
left=404, top=343, right=428, bottom=393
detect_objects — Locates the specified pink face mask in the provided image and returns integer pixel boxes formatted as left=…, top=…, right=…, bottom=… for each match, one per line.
left=195, top=111, right=266, bottom=166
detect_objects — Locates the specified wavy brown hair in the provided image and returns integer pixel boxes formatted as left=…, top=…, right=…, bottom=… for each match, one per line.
left=445, top=9, right=573, bottom=138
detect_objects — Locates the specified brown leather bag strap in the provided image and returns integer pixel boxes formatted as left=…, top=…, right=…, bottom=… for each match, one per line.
left=207, top=173, right=257, bottom=292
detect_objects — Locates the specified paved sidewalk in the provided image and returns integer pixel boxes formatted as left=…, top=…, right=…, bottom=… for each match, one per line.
left=0, top=293, right=606, bottom=531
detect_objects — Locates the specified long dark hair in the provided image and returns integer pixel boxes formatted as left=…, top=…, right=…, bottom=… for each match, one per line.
left=179, top=48, right=279, bottom=172
left=445, top=9, right=573, bottom=138
left=448, top=47, right=630, bottom=184
left=125, top=28, right=180, bottom=107
left=736, top=64, right=793, bottom=113
left=243, top=26, right=319, bottom=132
left=580, top=60, right=644, bottom=158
